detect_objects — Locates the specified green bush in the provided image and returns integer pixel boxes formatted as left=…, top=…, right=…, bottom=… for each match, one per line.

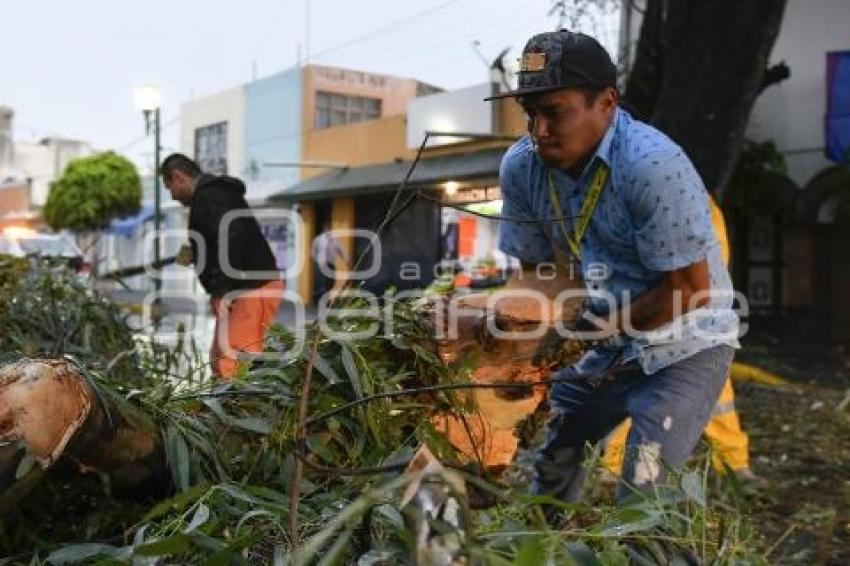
left=43, top=151, right=142, bottom=232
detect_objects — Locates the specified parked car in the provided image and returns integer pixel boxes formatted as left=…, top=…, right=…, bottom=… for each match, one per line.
left=0, top=229, right=88, bottom=274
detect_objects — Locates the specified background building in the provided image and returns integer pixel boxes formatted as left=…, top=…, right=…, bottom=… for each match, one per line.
left=0, top=105, right=93, bottom=230
left=271, top=81, right=528, bottom=302
left=178, top=64, right=443, bottom=297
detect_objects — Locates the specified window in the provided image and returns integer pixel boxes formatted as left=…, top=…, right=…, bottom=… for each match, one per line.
left=194, top=121, right=228, bottom=175
left=314, top=91, right=382, bottom=130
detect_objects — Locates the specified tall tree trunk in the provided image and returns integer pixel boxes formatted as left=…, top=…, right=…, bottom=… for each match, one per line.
left=622, top=0, right=665, bottom=121
left=649, top=0, right=787, bottom=199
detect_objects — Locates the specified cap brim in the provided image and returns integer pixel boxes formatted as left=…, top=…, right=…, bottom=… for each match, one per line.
left=483, top=84, right=581, bottom=101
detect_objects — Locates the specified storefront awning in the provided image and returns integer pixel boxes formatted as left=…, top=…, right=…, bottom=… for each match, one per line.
left=268, top=146, right=508, bottom=202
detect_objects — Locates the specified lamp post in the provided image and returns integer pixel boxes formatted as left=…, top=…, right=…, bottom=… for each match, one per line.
left=134, top=84, right=162, bottom=291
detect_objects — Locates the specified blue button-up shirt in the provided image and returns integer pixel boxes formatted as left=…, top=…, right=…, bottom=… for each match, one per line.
left=498, top=107, right=739, bottom=375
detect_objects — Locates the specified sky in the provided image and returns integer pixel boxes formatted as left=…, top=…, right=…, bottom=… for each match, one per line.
left=1, top=0, right=619, bottom=171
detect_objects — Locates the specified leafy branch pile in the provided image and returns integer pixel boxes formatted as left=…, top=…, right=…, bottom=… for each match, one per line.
left=0, top=256, right=136, bottom=373
left=0, top=260, right=764, bottom=564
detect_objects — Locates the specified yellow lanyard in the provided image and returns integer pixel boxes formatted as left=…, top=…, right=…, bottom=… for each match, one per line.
left=547, top=163, right=610, bottom=260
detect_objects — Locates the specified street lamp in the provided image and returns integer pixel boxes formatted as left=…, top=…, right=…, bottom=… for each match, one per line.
left=134, top=84, right=162, bottom=291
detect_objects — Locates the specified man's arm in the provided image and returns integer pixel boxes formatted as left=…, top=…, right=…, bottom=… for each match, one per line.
left=617, top=258, right=710, bottom=332
left=190, top=189, right=239, bottom=291
left=595, top=150, right=716, bottom=336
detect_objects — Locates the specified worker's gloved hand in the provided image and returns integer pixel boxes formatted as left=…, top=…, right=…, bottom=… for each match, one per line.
left=175, top=243, right=194, bottom=266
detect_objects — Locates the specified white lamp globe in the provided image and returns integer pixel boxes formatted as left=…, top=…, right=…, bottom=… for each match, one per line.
left=134, top=84, right=161, bottom=112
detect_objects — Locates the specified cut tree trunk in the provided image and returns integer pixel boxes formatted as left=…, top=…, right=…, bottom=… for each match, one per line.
left=0, top=359, right=167, bottom=515
left=431, top=264, right=585, bottom=471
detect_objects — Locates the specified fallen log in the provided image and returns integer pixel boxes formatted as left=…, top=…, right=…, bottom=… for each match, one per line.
left=0, top=359, right=167, bottom=515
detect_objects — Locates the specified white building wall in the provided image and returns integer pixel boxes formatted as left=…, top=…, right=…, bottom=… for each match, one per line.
left=180, top=86, right=247, bottom=178
left=406, top=83, right=498, bottom=148
left=746, top=0, right=850, bottom=187
left=13, top=138, right=92, bottom=206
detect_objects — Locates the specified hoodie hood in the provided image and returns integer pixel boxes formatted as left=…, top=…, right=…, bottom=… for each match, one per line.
left=195, top=173, right=247, bottom=198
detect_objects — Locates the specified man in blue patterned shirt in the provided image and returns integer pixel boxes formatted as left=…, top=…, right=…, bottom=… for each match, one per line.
left=486, top=30, right=739, bottom=509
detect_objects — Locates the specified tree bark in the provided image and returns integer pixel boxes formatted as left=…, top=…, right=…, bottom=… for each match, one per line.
left=649, top=0, right=787, bottom=199
left=622, top=0, right=665, bottom=121
left=0, top=359, right=167, bottom=515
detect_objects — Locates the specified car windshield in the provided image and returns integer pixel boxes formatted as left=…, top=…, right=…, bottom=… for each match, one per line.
left=18, top=236, right=80, bottom=257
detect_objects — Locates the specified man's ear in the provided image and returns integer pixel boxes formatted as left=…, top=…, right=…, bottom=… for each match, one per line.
left=600, top=87, right=619, bottom=113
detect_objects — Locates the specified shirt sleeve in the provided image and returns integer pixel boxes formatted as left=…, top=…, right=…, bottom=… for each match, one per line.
left=628, top=151, right=715, bottom=272
left=497, top=146, right=554, bottom=264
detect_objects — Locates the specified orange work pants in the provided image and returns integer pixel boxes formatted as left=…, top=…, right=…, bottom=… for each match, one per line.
left=210, top=279, right=283, bottom=378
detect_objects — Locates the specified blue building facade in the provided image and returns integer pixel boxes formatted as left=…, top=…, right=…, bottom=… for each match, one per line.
left=244, top=67, right=303, bottom=189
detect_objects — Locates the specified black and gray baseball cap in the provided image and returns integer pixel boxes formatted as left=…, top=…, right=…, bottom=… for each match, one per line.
left=485, top=30, right=617, bottom=100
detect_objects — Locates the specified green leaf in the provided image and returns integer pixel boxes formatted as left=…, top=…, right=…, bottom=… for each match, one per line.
left=141, top=483, right=208, bottom=523
left=230, top=416, right=273, bottom=434
left=187, top=531, right=227, bottom=553
left=306, top=433, right=337, bottom=462
left=595, top=507, right=662, bottom=536
left=563, top=541, right=603, bottom=566
left=317, top=524, right=355, bottom=566
left=201, top=398, right=271, bottom=434
left=217, top=483, right=273, bottom=507
left=201, top=397, right=231, bottom=421
left=184, top=502, right=210, bottom=533
left=207, top=533, right=261, bottom=565
left=132, top=524, right=150, bottom=547
left=515, top=493, right=582, bottom=513
left=133, top=533, right=190, bottom=556
left=47, top=543, right=129, bottom=564
left=165, top=426, right=191, bottom=492
left=681, top=470, right=706, bottom=507
left=340, top=345, right=363, bottom=399
left=515, top=534, right=546, bottom=566
left=15, top=452, right=37, bottom=480
left=312, top=355, right=340, bottom=384
left=244, top=485, right=289, bottom=506
left=720, top=460, right=745, bottom=503
left=235, top=509, right=276, bottom=534
left=375, top=504, right=405, bottom=531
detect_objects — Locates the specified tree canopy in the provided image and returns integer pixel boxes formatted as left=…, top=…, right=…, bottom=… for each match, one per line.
left=43, top=151, right=142, bottom=232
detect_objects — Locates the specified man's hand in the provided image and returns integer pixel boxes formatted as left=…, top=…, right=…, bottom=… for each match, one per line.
left=175, top=243, right=194, bottom=266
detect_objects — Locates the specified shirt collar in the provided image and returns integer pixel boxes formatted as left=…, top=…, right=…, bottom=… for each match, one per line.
left=593, top=106, right=621, bottom=167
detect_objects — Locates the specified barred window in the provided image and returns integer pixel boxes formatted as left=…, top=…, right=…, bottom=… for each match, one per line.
left=194, top=121, right=228, bottom=175
left=315, top=91, right=381, bottom=130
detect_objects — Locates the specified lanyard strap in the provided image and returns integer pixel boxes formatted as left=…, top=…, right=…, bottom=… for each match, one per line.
left=547, top=163, right=610, bottom=259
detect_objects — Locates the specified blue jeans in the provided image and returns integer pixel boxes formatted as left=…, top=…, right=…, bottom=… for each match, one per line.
left=531, top=345, right=734, bottom=503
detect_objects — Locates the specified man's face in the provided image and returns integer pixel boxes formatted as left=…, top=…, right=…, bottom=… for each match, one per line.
left=163, top=170, right=194, bottom=205
left=521, top=87, right=617, bottom=170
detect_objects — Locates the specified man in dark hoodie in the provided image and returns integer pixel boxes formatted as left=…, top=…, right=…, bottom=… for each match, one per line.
left=159, top=153, right=283, bottom=378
